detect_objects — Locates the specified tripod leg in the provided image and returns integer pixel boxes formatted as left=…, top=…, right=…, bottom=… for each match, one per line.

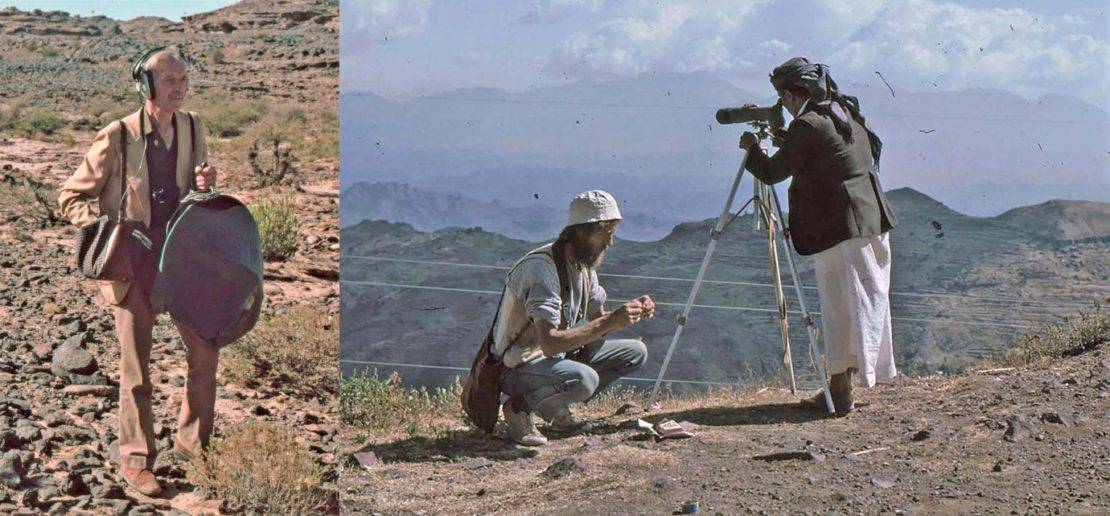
left=760, top=197, right=796, bottom=395
left=647, top=152, right=751, bottom=409
left=768, top=186, right=835, bottom=413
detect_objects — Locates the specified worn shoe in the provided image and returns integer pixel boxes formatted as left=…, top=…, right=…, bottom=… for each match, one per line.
left=503, top=400, right=547, bottom=446
left=548, top=406, right=586, bottom=433
left=800, top=368, right=856, bottom=415
left=119, top=465, right=162, bottom=497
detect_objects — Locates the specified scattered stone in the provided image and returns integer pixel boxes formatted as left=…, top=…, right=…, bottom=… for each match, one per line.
left=62, top=385, right=116, bottom=397
left=1004, top=414, right=1038, bottom=443
left=615, top=402, right=642, bottom=416
left=753, top=450, right=825, bottom=462
left=871, top=477, right=895, bottom=489
left=350, top=452, right=378, bottom=470
left=652, top=477, right=676, bottom=494
left=0, top=450, right=26, bottom=488
left=1041, top=411, right=1075, bottom=428
left=911, top=429, right=931, bottom=442
left=51, top=334, right=98, bottom=379
left=542, top=457, right=584, bottom=480
left=0, top=431, right=18, bottom=450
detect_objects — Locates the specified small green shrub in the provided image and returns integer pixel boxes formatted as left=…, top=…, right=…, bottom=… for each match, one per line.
left=0, top=104, right=66, bottom=137
left=222, top=306, right=338, bottom=400
left=999, top=302, right=1108, bottom=366
left=194, top=92, right=268, bottom=137
left=249, top=192, right=299, bottom=261
left=340, top=371, right=462, bottom=436
left=189, top=421, right=329, bottom=514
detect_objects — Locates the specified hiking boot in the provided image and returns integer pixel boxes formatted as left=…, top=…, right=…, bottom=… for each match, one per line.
left=119, top=465, right=162, bottom=497
left=503, top=400, right=547, bottom=446
left=549, top=406, right=586, bottom=433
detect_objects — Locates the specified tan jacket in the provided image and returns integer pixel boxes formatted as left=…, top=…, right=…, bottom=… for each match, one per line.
left=58, top=108, right=208, bottom=305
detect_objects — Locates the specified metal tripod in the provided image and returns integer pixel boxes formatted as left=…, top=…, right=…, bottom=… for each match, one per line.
left=646, top=124, right=835, bottom=413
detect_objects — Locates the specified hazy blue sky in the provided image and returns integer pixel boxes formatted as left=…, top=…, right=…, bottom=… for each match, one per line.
left=343, top=0, right=1109, bottom=109
left=4, top=1, right=237, bottom=21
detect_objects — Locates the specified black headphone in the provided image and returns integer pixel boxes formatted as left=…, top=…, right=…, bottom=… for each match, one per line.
left=132, top=46, right=167, bottom=100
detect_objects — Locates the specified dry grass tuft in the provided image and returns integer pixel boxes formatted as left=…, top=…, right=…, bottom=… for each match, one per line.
left=222, top=306, right=338, bottom=400
left=0, top=176, right=60, bottom=228
left=340, top=371, right=462, bottom=437
left=189, top=421, right=329, bottom=514
left=999, top=302, right=1108, bottom=367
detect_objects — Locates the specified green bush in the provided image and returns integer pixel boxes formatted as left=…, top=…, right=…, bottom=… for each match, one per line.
left=1000, top=302, right=1108, bottom=366
left=340, top=371, right=461, bottom=436
left=0, top=104, right=66, bottom=137
left=189, top=421, right=329, bottom=514
left=249, top=192, right=299, bottom=261
left=192, top=92, right=268, bottom=137
left=222, top=306, right=338, bottom=400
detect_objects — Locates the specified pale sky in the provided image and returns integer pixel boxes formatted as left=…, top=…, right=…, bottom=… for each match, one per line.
left=343, top=0, right=1109, bottom=110
left=4, top=0, right=238, bottom=21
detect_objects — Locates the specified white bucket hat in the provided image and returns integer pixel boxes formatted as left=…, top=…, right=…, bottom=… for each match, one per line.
left=566, top=189, right=622, bottom=228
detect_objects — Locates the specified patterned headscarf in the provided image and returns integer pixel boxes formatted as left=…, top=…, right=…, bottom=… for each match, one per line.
left=770, top=57, right=883, bottom=168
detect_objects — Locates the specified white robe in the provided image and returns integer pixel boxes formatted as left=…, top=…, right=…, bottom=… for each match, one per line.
left=813, top=232, right=897, bottom=387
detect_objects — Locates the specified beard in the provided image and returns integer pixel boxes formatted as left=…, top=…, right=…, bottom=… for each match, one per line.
left=570, top=236, right=608, bottom=270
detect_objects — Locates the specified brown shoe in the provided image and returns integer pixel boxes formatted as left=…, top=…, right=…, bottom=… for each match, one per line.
left=119, top=465, right=162, bottom=497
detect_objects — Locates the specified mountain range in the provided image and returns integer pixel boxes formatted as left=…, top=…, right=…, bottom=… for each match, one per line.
left=339, top=188, right=1109, bottom=390
left=341, top=71, right=1109, bottom=227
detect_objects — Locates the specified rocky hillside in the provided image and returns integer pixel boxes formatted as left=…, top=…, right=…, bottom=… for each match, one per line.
left=340, top=340, right=1109, bottom=513
left=0, top=1, right=338, bottom=513
left=0, top=1, right=336, bottom=110
left=340, top=188, right=1109, bottom=389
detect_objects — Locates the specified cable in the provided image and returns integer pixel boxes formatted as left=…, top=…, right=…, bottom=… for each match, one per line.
left=342, top=254, right=1100, bottom=307
left=341, top=279, right=1036, bottom=329
left=359, top=93, right=1109, bottom=127
left=340, top=359, right=747, bottom=386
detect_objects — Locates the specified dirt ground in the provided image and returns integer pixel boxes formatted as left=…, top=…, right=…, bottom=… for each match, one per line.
left=340, top=347, right=1109, bottom=514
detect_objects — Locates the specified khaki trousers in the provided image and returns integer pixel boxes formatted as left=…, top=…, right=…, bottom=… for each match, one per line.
left=114, top=276, right=218, bottom=470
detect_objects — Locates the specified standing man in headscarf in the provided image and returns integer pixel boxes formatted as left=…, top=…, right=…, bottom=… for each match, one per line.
left=737, top=57, right=898, bottom=415
left=58, top=46, right=218, bottom=496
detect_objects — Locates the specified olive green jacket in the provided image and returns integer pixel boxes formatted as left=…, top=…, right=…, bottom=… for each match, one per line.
left=744, top=104, right=896, bottom=255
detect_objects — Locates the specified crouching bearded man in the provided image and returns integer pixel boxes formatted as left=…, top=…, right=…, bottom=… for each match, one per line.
left=495, top=190, right=654, bottom=446
left=57, top=46, right=218, bottom=496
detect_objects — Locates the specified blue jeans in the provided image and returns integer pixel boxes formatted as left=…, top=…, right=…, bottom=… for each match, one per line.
left=501, top=339, right=647, bottom=420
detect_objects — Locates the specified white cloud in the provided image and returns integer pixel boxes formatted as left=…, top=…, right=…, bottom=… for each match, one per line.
left=518, top=0, right=605, bottom=24
left=545, top=1, right=772, bottom=79
left=542, top=0, right=1110, bottom=107
left=348, top=0, right=432, bottom=40
left=828, top=0, right=1109, bottom=105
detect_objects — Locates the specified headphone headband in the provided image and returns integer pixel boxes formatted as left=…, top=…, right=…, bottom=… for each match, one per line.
left=132, top=46, right=167, bottom=80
